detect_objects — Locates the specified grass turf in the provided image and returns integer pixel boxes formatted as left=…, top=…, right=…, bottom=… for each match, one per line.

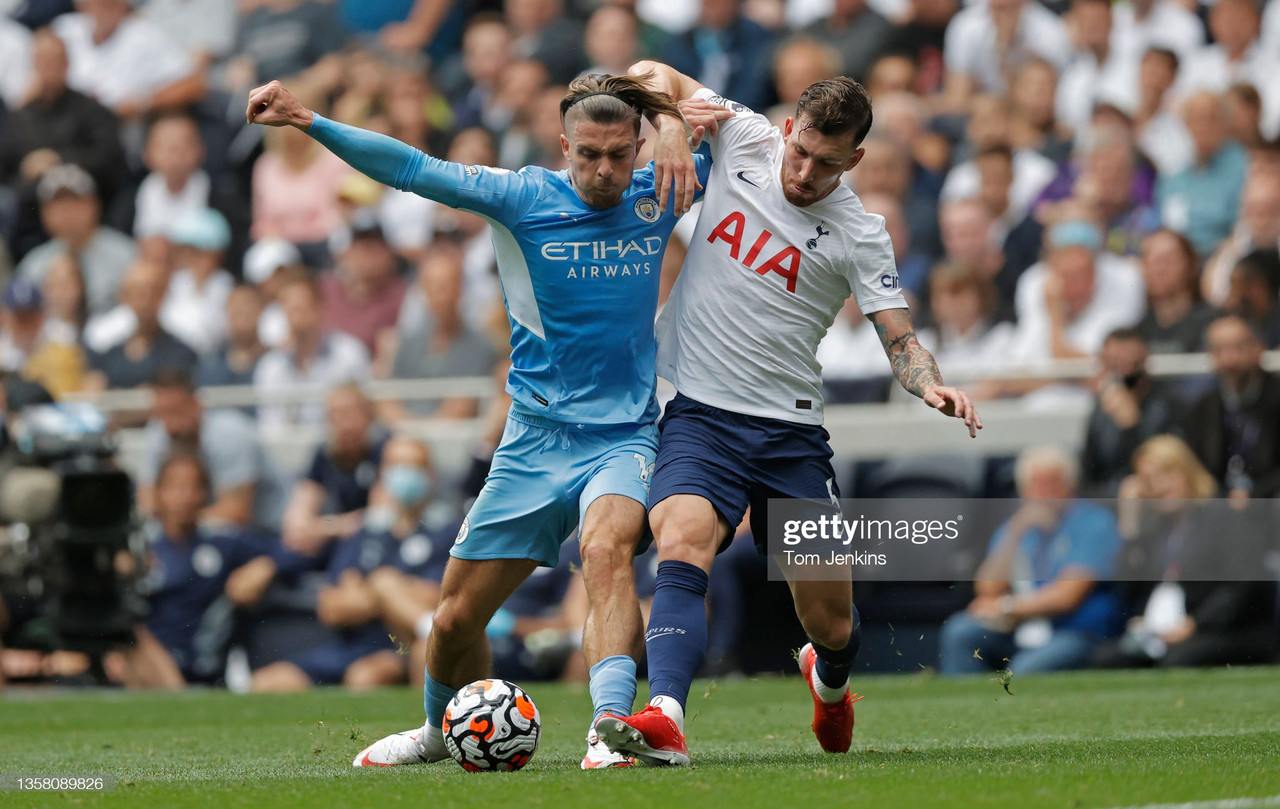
left=1, top=666, right=1279, bottom=808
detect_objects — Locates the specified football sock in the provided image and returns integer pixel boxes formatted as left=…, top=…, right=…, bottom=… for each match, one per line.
left=645, top=560, right=709, bottom=724
left=423, top=672, right=456, bottom=731
left=589, top=655, right=638, bottom=725
left=811, top=604, right=862, bottom=701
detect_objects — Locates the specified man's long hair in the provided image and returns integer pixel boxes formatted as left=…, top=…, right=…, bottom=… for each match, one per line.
left=560, top=73, right=686, bottom=137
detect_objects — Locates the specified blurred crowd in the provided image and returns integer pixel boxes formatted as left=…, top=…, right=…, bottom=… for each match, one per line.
left=1, top=0, right=1279, bottom=687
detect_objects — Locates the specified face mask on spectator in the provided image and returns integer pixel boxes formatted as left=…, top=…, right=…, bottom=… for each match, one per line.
left=384, top=465, right=430, bottom=506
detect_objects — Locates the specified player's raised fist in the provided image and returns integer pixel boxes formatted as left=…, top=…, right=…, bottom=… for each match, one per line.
left=246, top=80, right=314, bottom=129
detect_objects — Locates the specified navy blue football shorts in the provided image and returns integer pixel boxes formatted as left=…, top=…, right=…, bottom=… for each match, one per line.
left=648, top=393, right=841, bottom=554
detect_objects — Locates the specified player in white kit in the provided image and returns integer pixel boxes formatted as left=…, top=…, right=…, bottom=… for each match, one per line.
left=594, top=62, right=983, bottom=765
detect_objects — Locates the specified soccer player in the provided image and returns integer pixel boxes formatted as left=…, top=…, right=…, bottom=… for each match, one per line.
left=246, top=74, right=712, bottom=769
left=593, top=62, right=983, bottom=765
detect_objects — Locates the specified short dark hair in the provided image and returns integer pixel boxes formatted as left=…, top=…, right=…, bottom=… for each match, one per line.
left=1104, top=327, right=1146, bottom=345
left=795, top=78, right=874, bottom=147
left=1143, top=47, right=1179, bottom=74
left=156, top=451, right=211, bottom=497
left=1235, top=248, right=1280, bottom=298
left=150, top=368, right=195, bottom=394
left=974, top=143, right=1014, bottom=167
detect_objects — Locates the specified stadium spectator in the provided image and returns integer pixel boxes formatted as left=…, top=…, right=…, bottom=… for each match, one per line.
left=129, top=114, right=244, bottom=256
left=250, top=436, right=453, bottom=691
left=281, top=383, right=388, bottom=558
left=250, top=87, right=353, bottom=251
left=1111, top=0, right=1203, bottom=65
left=942, top=0, right=1070, bottom=108
left=159, top=208, right=234, bottom=356
left=0, top=28, right=125, bottom=259
left=1223, top=83, right=1265, bottom=149
left=52, top=0, right=206, bottom=122
left=799, top=0, right=891, bottom=83
left=937, top=199, right=1004, bottom=299
left=940, top=95, right=1056, bottom=225
left=227, top=0, right=348, bottom=90
left=1155, top=91, right=1249, bottom=259
left=769, top=38, right=843, bottom=123
left=1055, top=0, right=1139, bottom=135
left=0, top=16, right=32, bottom=115
left=320, top=209, right=407, bottom=355
left=1010, top=229, right=1146, bottom=364
left=1134, top=229, right=1218, bottom=354
left=17, top=164, right=134, bottom=315
left=847, top=131, right=941, bottom=267
left=1096, top=435, right=1276, bottom=668
left=241, top=238, right=303, bottom=349
left=1008, top=57, right=1071, bottom=165
left=378, top=244, right=497, bottom=422
left=83, top=259, right=195, bottom=392
left=882, top=0, right=956, bottom=95
left=138, top=369, right=286, bottom=530
left=1180, top=314, right=1280, bottom=499
left=110, top=453, right=281, bottom=688
left=435, top=13, right=513, bottom=130
left=1203, top=177, right=1280, bottom=307
left=31, top=252, right=89, bottom=395
left=938, top=445, right=1123, bottom=674
left=582, top=5, right=641, bottom=78
left=916, top=262, right=1016, bottom=378
left=1079, top=329, right=1177, bottom=496
left=506, top=0, right=586, bottom=86
left=137, top=0, right=236, bottom=70
left=1177, top=0, right=1279, bottom=140
left=197, top=284, right=268, bottom=389
left=663, top=0, right=776, bottom=112
left=0, top=275, right=86, bottom=397
left=1224, top=249, right=1280, bottom=348
left=1131, top=48, right=1193, bottom=180
left=254, top=275, right=370, bottom=432
left=337, top=0, right=465, bottom=62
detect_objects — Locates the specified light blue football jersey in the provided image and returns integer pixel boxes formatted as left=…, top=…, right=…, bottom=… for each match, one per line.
left=309, top=114, right=710, bottom=427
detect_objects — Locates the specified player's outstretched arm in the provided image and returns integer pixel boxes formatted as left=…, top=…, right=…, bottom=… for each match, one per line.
left=246, top=80, right=498, bottom=212
left=869, top=308, right=983, bottom=438
left=628, top=60, right=704, bottom=103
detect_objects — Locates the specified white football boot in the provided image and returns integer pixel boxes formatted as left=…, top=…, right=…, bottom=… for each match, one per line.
left=580, top=726, right=635, bottom=769
left=353, top=726, right=449, bottom=767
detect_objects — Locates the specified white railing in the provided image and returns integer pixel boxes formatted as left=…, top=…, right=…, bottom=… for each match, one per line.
left=87, top=349, right=1279, bottom=476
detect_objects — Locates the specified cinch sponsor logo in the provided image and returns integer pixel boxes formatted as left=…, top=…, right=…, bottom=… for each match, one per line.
left=541, top=237, right=664, bottom=261
left=880, top=274, right=900, bottom=289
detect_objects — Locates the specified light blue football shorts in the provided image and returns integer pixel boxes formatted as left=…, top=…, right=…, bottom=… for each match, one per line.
left=450, top=404, right=658, bottom=567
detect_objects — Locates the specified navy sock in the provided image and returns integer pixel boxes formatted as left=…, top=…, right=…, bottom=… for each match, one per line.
left=645, top=560, right=709, bottom=707
left=813, top=603, right=862, bottom=689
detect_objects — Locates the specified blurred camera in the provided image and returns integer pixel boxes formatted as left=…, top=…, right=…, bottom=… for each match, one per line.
left=0, top=403, right=145, bottom=657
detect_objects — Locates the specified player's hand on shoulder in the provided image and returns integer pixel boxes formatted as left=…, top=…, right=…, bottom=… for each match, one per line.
left=246, top=80, right=314, bottom=129
left=678, top=98, right=735, bottom=135
left=922, top=384, right=983, bottom=439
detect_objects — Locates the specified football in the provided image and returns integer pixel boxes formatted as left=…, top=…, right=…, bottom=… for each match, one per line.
left=442, top=679, right=541, bottom=772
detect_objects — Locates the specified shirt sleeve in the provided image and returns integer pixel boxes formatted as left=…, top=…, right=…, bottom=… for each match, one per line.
left=845, top=217, right=909, bottom=315
left=307, top=114, right=541, bottom=222
left=689, top=87, right=777, bottom=164
left=1062, top=506, right=1120, bottom=578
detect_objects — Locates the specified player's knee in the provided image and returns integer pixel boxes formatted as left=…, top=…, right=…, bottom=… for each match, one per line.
left=429, top=599, right=486, bottom=644
left=800, top=606, right=853, bottom=650
left=654, top=522, right=718, bottom=566
left=579, top=536, right=632, bottom=578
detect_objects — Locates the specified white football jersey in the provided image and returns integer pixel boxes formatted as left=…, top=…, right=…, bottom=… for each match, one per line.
left=656, top=89, right=908, bottom=425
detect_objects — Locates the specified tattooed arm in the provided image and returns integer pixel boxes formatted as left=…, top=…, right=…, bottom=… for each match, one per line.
left=869, top=308, right=983, bottom=438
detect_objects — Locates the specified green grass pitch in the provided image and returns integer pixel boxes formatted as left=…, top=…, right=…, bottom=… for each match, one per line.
left=2, top=666, right=1279, bottom=808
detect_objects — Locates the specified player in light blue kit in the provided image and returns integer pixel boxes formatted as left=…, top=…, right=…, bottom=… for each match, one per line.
left=246, top=74, right=714, bottom=769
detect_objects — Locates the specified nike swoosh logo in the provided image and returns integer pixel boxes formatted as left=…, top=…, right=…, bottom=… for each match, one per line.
left=735, top=171, right=760, bottom=188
